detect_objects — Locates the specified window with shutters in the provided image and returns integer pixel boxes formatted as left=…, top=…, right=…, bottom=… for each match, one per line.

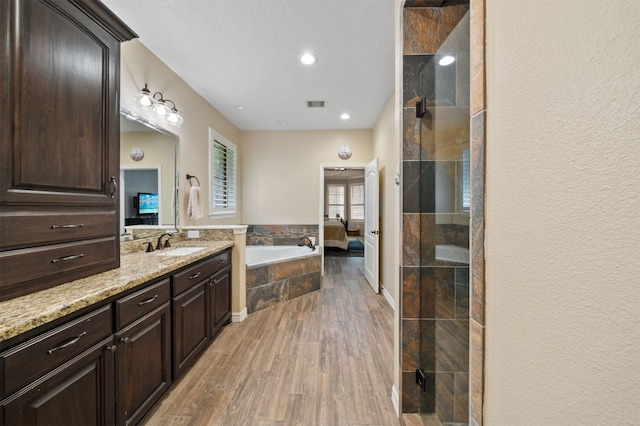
left=461, top=149, right=470, bottom=211
left=209, top=128, right=237, bottom=217
left=327, top=184, right=345, bottom=220
left=350, top=183, right=364, bottom=220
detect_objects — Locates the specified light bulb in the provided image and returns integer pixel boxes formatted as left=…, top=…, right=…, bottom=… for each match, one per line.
left=438, top=55, right=455, bottom=66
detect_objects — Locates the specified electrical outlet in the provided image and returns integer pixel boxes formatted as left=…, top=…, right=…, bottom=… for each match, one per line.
left=187, top=230, right=200, bottom=239
left=415, top=368, right=426, bottom=392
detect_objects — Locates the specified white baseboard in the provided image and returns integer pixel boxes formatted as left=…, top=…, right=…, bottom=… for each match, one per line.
left=232, top=307, right=247, bottom=323
left=381, top=284, right=395, bottom=311
left=391, top=384, right=400, bottom=417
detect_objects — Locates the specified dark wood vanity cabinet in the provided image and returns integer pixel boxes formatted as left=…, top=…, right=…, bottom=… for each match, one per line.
left=171, top=249, right=232, bottom=379
left=209, top=263, right=232, bottom=338
left=0, top=249, right=232, bottom=426
left=115, top=279, right=172, bottom=426
left=0, top=305, right=116, bottom=425
left=0, top=0, right=136, bottom=301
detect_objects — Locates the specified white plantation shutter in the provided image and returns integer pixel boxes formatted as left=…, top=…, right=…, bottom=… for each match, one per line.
left=327, top=184, right=345, bottom=219
left=209, top=129, right=237, bottom=217
left=350, top=183, right=364, bottom=220
left=462, top=149, right=470, bottom=210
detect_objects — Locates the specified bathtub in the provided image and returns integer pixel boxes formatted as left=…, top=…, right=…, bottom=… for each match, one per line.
left=246, top=245, right=320, bottom=268
left=245, top=245, right=322, bottom=314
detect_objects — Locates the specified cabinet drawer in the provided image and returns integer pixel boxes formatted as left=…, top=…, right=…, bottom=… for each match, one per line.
left=211, top=249, right=231, bottom=275
left=0, top=304, right=113, bottom=399
left=0, top=211, right=117, bottom=250
left=115, top=278, right=170, bottom=329
left=0, top=237, right=117, bottom=301
left=172, top=258, right=216, bottom=296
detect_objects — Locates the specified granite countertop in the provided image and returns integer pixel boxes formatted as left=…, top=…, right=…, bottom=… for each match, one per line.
left=0, top=240, right=234, bottom=343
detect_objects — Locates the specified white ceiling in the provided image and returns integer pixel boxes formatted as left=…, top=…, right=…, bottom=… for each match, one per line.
left=101, top=0, right=395, bottom=131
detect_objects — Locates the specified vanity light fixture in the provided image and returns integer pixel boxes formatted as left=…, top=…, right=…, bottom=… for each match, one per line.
left=135, top=83, right=184, bottom=127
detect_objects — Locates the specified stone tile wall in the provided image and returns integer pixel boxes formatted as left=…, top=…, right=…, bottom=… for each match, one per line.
left=401, top=3, right=471, bottom=425
left=469, top=0, right=486, bottom=424
left=246, top=255, right=321, bottom=313
left=246, top=224, right=319, bottom=246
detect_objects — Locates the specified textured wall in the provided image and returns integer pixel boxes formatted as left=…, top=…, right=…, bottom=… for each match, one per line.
left=484, top=1, right=640, bottom=424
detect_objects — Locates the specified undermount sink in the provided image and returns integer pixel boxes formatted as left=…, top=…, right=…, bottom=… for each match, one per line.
left=156, top=247, right=207, bottom=256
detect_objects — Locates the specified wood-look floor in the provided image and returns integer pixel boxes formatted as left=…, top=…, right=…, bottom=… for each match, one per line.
left=142, top=256, right=399, bottom=426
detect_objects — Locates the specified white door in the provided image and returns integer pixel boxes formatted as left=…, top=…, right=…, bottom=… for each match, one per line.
left=364, top=158, right=379, bottom=293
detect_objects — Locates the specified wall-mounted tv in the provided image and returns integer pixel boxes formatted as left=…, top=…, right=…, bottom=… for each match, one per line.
left=137, top=192, right=159, bottom=215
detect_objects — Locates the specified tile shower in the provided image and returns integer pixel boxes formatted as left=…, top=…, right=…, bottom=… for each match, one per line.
left=401, top=4, right=471, bottom=425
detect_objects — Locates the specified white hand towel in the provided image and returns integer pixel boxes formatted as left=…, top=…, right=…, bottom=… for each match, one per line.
left=187, top=186, right=203, bottom=219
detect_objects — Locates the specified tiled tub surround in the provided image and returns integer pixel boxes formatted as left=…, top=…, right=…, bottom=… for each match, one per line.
left=0, top=238, right=234, bottom=344
left=402, top=3, right=470, bottom=425
left=246, top=224, right=319, bottom=246
left=246, top=250, right=321, bottom=314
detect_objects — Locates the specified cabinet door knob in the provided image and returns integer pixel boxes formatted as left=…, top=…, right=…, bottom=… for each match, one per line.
left=106, top=345, right=117, bottom=353
left=120, top=337, right=130, bottom=344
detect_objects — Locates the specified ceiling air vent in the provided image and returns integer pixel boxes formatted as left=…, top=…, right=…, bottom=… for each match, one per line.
left=307, top=100, right=326, bottom=108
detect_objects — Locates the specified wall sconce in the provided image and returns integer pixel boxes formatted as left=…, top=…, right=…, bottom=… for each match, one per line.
left=135, top=83, right=184, bottom=127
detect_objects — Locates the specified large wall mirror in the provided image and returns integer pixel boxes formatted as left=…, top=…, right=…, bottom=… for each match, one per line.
left=119, top=109, right=178, bottom=235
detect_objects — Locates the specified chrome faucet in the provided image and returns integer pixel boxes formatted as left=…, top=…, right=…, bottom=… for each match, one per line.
left=298, top=236, right=316, bottom=251
left=156, top=233, right=173, bottom=250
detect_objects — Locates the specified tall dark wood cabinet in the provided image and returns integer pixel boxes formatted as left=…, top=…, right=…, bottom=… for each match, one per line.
left=0, top=0, right=136, bottom=301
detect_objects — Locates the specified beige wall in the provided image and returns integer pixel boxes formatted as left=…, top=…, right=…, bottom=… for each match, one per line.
left=241, top=130, right=373, bottom=224
left=121, top=131, right=175, bottom=226
left=484, top=1, right=640, bottom=424
left=120, top=40, right=243, bottom=227
left=372, top=92, right=399, bottom=308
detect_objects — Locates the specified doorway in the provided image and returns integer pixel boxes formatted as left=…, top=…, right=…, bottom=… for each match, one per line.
left=119, top=165, right=162, bottom=234
left=318, top=161, right=379, bottom=293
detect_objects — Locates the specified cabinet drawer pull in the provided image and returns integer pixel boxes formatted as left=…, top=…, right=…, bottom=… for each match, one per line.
left=189, top=272, right=202, bottom=280
left=213, top=276, right=226, bottom=285
left=217, top=259, right=226, bottom=264
left=138, top=295, right=158, bottom=306
left=51, top=253, right=85, bottom=263
left=51, top=224, right=84, bottom=229
left=47, top=331, right=87, bottom=355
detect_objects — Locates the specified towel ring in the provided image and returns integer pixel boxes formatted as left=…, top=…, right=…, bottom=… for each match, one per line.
left=186, top=174, right=200, bottom=187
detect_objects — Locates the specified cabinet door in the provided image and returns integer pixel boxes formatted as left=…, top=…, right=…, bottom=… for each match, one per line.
left=0, top=337, right=116, bottom=426
left=0, top=0, right=120, bottom=207
left=172, top=280, right=209, bottom=379
left=116, top=302, right=171, bottom=426
left=209, top=266, right=232, bottom=338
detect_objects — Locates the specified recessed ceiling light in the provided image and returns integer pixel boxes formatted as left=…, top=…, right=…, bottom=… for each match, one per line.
left=340, top=113, right=351, bottom=120
left=438, top=55, right=455, bottom=66
left=234, top=104, right=246, bottom=110
left=277, top=120, right=288, bottom=125
left=300, top=53, right=317, bottom=65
